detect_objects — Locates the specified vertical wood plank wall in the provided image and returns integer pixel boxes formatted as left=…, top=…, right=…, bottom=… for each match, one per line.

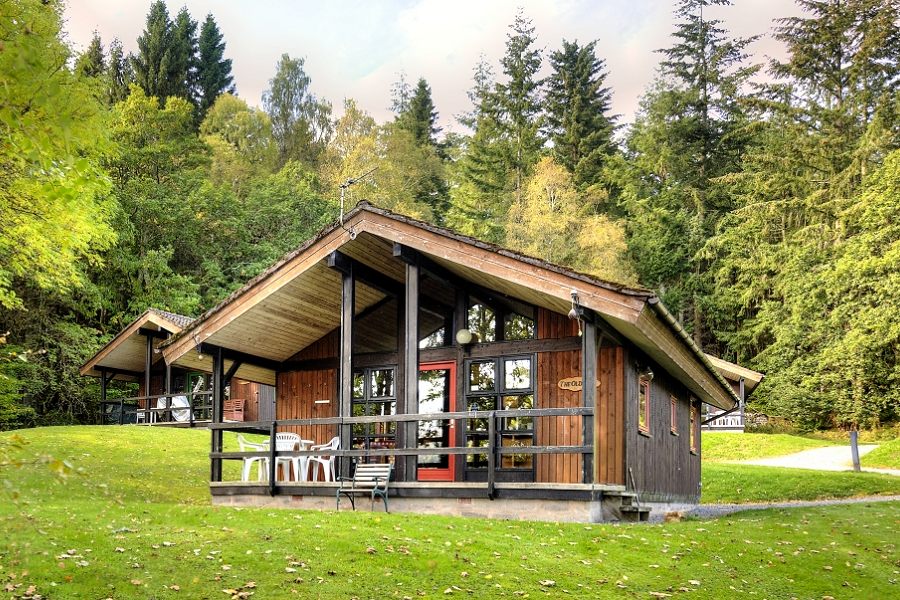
left=535, top=309, right=624, bottom=485
left=276, top=369, right=337, bottom=444
left=623, top=346, right=701, bottom=502
left=277, top=333, right=339, bottom=443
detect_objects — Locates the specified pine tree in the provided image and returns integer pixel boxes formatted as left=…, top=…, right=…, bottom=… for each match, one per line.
left=614, top=0, right=757, bottom=345
left=75, top=32, right=105, bottom=78
left=170, top=7, right=199, bottom=105
left=105, top=38, right=133, bottom=105
left=495, top=9, right=544, bottom=202
left=132, top=1, right=176, bottom=100
left=545, top=39, right=616, bottom=188
left=447, top=57, right=510, bottom=242
left=397, top=77, right=440, bottom=149
left=196, top=14, right=235, bottom=119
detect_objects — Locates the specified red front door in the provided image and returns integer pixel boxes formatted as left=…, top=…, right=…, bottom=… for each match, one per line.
left=417, top=362, right=457, bottom=481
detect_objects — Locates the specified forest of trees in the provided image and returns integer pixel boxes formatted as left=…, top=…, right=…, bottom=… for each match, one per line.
left=1, top=0, right=898, bottom=431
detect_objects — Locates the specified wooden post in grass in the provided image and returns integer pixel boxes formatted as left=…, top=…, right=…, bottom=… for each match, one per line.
left=850, top=430, right=861, bottom=472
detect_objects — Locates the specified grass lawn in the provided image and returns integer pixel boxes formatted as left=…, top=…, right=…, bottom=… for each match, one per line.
left=862, top=437, right=900, bottom=469
left=701, top=432, right=839, bottom=462
left=1, top=426, right=899, bottom=598
left=701, top=463, right=900, bottom=503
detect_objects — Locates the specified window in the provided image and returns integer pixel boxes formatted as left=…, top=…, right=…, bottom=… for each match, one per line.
left=638, top=376, right=651, bottom=434
left=465, top=356, right=535, bottom=470
left=351, top=367, right=396, bottom=463
left=467, top=302, right=497, bottom=343
left=467, top=298, right=536, bottom=343
left=670, top=395, right=678, bottom=434
left=689, top=402, right=699, bottom=454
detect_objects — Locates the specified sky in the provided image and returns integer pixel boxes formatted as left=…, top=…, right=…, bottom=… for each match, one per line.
left=63, top=0, right=805, bottom=132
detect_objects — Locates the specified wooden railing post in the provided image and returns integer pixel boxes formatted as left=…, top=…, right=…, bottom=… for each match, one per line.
left=268, top=421, right=278, bottom=496
left=487, top=411, right=496, bottom=499
left=210, top=346, right=224, bottom=482
left=581, top=317, right=597, bottom=484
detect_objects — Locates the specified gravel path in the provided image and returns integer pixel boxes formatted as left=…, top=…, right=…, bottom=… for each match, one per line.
left=738, top=444, right=900, bottom=476
left=687, top=494, right=900, bottom=519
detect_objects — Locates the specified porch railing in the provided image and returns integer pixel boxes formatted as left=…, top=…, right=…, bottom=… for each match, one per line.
left=702, top=411, right=745, bottom=430
left=209, top=406, right=593, bottom=497
left=99, top=391, right=213, bottom=426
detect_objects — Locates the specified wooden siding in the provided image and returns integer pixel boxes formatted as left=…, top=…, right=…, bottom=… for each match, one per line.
left=230, top=381, right=269, bottom=422
left=623, top=346, right=700, bottom=502
left=276, top=369, right=338, bottom=445
left=596, top=346, right=625, bottom=485
left=534, top=309, right=625, bottom=485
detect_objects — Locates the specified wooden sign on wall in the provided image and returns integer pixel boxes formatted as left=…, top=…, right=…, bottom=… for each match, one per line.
left=557, top=377, right=601, bottom=392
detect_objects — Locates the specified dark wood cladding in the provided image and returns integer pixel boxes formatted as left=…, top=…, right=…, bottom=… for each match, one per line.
left=276, top=369, right=338, bottom=445
left=623, top=346, right=700, bottom=502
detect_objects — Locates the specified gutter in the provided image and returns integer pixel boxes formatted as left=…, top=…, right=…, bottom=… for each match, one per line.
left=646, top=297, right=740, bottom=410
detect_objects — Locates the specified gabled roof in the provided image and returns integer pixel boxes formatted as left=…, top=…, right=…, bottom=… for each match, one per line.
left=80, top=309, right=194, bottom=381
left=159, top=202, right=739, bottom=410
left=705, top=354, right=765, bottom=396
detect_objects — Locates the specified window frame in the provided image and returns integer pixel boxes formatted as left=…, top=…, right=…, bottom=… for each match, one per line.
left=670, top=395, right=678, bottom=435
left=463, top=354, right=536, bottom=472
left=350, top=366, right=398, bottom=463
left=638, top=376, right=651, bottom=435
left=689, top=401, right=699, bottom=454
left=466, top=297, right=536, bottom=343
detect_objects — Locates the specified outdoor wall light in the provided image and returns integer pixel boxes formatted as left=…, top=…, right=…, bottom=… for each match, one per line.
left=639, top=365, right=655, bottom=381
left=568, top=290, right=583, bottom=337
left=455, top=328, right=474, bottom=346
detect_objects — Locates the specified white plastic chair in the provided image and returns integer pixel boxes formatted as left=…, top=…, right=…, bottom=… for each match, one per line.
left=274, top=433, right=301, bottom=481
left=237, top=435, right=267, bottom=482
left=308, top=436, right=340, bottom=482
left=170, top=395, right=190, bottom=422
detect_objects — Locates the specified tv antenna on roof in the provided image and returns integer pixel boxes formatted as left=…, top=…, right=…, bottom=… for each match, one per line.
left=339, top=167, right=376, bottom=239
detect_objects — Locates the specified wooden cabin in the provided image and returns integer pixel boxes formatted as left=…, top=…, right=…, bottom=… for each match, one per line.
left=80, top=309, right=273, bottom=425
left=95, top=203, right=739, bottom=522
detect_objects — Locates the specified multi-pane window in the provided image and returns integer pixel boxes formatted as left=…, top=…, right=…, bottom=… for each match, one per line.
left=690, top=402, right=699, bottom=454
left=465, top=356, right=535, bottom=470
left=351, top=367, right=396, bottom=462
left=468, top=299, right=535, bottom=343
left=638, top=376, right=651, bottom=434
left=670, top=395, right=678, bottom=434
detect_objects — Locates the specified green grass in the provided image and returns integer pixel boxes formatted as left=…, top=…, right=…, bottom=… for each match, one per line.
left=1, top=426, right=899, bottom=599
left=862, top=437, right=900, bottom=469
left=702, top=463, right=900, bottom=503
left=702, top=432, right=839, bottom=462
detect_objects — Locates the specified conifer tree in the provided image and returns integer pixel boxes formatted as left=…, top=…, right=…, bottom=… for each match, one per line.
left=131, top=1, right=177, bottom=101
left=545, top=40, right=616, bottom=188
left=196, top=14, right=235, bottom=119
left=613, top=0, right=756, bottom=345
left=495, top=9, right=544, bottom=202
left=170, top=7, right=199, bottom=105
left=75, top=32, right=105, bottom=78
left=105, top=38, right=133, bottom=105
left=397, top=78, right=440, bottom=149
left=447, top=57, right=509, bottom=242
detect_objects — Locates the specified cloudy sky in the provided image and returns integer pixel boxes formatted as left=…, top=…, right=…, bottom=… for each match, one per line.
left=63, top=0, right=804, bottom=131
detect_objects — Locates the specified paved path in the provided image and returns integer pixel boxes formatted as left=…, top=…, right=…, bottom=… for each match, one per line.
left=738, top=444, right=900, bottom=476
left=687, top=494, right=900, bottom=519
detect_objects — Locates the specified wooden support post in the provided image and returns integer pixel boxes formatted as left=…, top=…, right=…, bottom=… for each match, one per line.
left=401, top=260, right=420, bottom=480
left=850, top=430, right=861, bottom=472
left=487, top=411, right=496, bottom=499
left=99, top=368, right=108, bottom=424
left=210, top=346, right=224, bottom=482
left=339, top=267, right=355, bottom=479
left=144, top=332, right=153, bottom=422
left=269, top=421, right=278, bottom=495
left=581, top=317, right=597, bottom=484
left=739, top=376, right=745, bottom=428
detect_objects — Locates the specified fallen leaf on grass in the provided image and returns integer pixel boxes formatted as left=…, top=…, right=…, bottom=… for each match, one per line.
left=538, top=580, right=555, bottom=587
